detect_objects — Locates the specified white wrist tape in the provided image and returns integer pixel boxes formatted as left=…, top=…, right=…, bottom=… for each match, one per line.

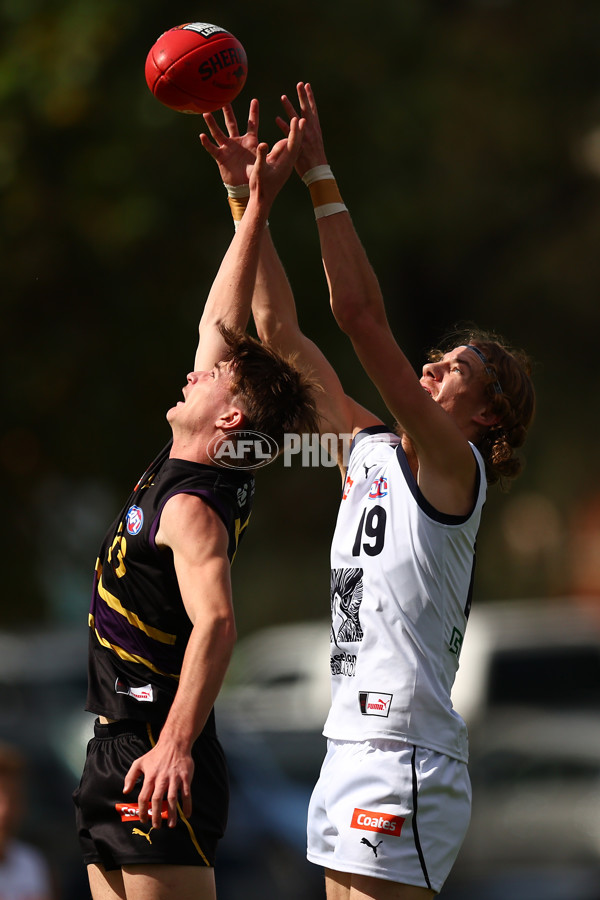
left=224, top=183, right=250, bottom=198
left=315, top=202, right=348, bottom=219
left=302, top=166, right=347, bottom=219
left=301, top=165, right=333, bottom=186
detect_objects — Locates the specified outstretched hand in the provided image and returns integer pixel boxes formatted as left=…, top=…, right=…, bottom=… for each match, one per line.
left=276, top=82, right=327, bottom=178
left=200, top=99, right=259, bottom=185
left=249, top=116, right=305, bottom=211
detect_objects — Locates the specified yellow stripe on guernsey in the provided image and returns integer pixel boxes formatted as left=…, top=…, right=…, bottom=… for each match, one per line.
left=91, top=560, right=179, bottom=680
left=88, top=614, right=180, bottom=680
left=146, top=723, right=211, bottom=865
left=96, top=561, right=177, bottom=645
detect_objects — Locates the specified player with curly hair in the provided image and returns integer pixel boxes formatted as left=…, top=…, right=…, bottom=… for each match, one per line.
left=201, top=86, right=534, bottom=900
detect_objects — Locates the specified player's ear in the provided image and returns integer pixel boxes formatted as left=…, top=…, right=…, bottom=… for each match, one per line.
left=216, top=406, right=245, bottom=432
left=473, top=404, right=499, bottom=429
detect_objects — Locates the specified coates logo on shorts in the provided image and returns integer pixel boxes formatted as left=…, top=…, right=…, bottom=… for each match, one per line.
left=351, top=807, right=405, bottom=837
left=115, top=802, right=168, bottom=823
left=207, top=430, right=278, bottom=469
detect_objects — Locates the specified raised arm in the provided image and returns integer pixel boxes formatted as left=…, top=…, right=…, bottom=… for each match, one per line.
left=200, top=102, right=297, bottom=346
left=281, top=83, right=478, bottom=506
left=122, top=137, right=308, bottom=827
left=252, top=221, right=377, bottom=444
left=193, top=109, right=302, bottom=372
left=200, top=101, right=380, bottom=457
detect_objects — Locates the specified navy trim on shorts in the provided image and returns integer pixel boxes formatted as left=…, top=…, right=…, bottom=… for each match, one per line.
left=411, top=746, right=432, bottom=891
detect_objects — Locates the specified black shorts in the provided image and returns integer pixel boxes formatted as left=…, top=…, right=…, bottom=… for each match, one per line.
left=73, top=716, right=228, bottom=870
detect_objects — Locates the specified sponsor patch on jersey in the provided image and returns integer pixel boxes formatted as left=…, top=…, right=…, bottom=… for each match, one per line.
left=368, top=476, right=388, bottom=499
left=115, top=678, right=154, bottom=703
left=342, top=475, right=354, bottom=500
left=115, top=801, right=168, bottom=823
left=358, top=691, right=393, bottom=717
left=351, top=807, right=405, bottom=837
left=449, top=625, right=464, bottom=657
left=126, top=505, right=144, bottom=535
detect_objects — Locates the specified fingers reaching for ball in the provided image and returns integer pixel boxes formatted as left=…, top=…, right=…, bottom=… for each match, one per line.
left=199, top=98, right=261, bottom=186
left=198, top=80, right=323, bottom=193
left=249, top=118, right=305, bottom=207
left=278, top=82, right=327, bottom=178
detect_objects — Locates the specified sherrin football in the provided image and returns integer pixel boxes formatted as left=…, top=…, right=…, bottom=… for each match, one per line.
left=145, top=22, right=248, bottom=114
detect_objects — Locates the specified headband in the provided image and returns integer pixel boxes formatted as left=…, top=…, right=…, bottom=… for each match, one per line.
left=464, top=345, right=503, bottom=395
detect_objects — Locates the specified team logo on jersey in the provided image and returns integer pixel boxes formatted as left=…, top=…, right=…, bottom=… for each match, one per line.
left=351, top=807, right=405, bottom=837
left=449, top=626, right=464, bottom=657
left=330, top=568, right=364, bottom=657
left=368, top=477, right=388, bottom=499
left=126, top=505, right=143, bottom=535
left=342, top=474, right=354, bottom=500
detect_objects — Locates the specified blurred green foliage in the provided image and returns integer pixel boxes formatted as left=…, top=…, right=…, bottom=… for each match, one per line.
left=2, top=0, right=600, bottom=630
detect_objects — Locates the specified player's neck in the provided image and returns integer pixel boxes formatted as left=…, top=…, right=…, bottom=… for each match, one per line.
left=169, top=432, right=214, bottom=465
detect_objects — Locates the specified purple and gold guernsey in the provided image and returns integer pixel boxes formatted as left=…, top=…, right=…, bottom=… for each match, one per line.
left=86, top=442, right=254, bottom=724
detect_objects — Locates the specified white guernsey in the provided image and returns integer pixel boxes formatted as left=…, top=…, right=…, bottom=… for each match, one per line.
left=324, top=427, right=487, bottom=764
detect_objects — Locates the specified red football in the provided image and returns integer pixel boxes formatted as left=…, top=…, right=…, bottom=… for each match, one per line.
left=145, top=23, right=248, bottom=114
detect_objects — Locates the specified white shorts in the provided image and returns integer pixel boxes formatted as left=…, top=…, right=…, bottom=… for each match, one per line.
left=306, top=738, right=471, bottom=892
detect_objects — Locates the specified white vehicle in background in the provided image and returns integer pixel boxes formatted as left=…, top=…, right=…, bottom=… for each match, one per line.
left=221, top=599, right=600, bottom=898
left=218, top=619, right=331, bottom=784
left=220, top=619, right=331, bottom=732
left=221, top=599, right=600, bottom=741
left=451, top=598, right=600, bottom=729
left=447, top=599, right=600, bottom=896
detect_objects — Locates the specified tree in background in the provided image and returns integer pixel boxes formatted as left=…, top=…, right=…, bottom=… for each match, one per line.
left=2, top=0, right=600, bottom=627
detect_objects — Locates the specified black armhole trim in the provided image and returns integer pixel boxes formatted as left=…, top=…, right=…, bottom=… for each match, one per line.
left=395, top=444, right=482, bottom=525
left=348, top=425, right=392, bottom=459
left=464, top=543, right=477, bottom=620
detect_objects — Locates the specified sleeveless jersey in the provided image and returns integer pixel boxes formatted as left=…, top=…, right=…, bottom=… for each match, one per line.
left=324, top=426, right=486, bottom=762
left=86, top=442, right=254, bottom=723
